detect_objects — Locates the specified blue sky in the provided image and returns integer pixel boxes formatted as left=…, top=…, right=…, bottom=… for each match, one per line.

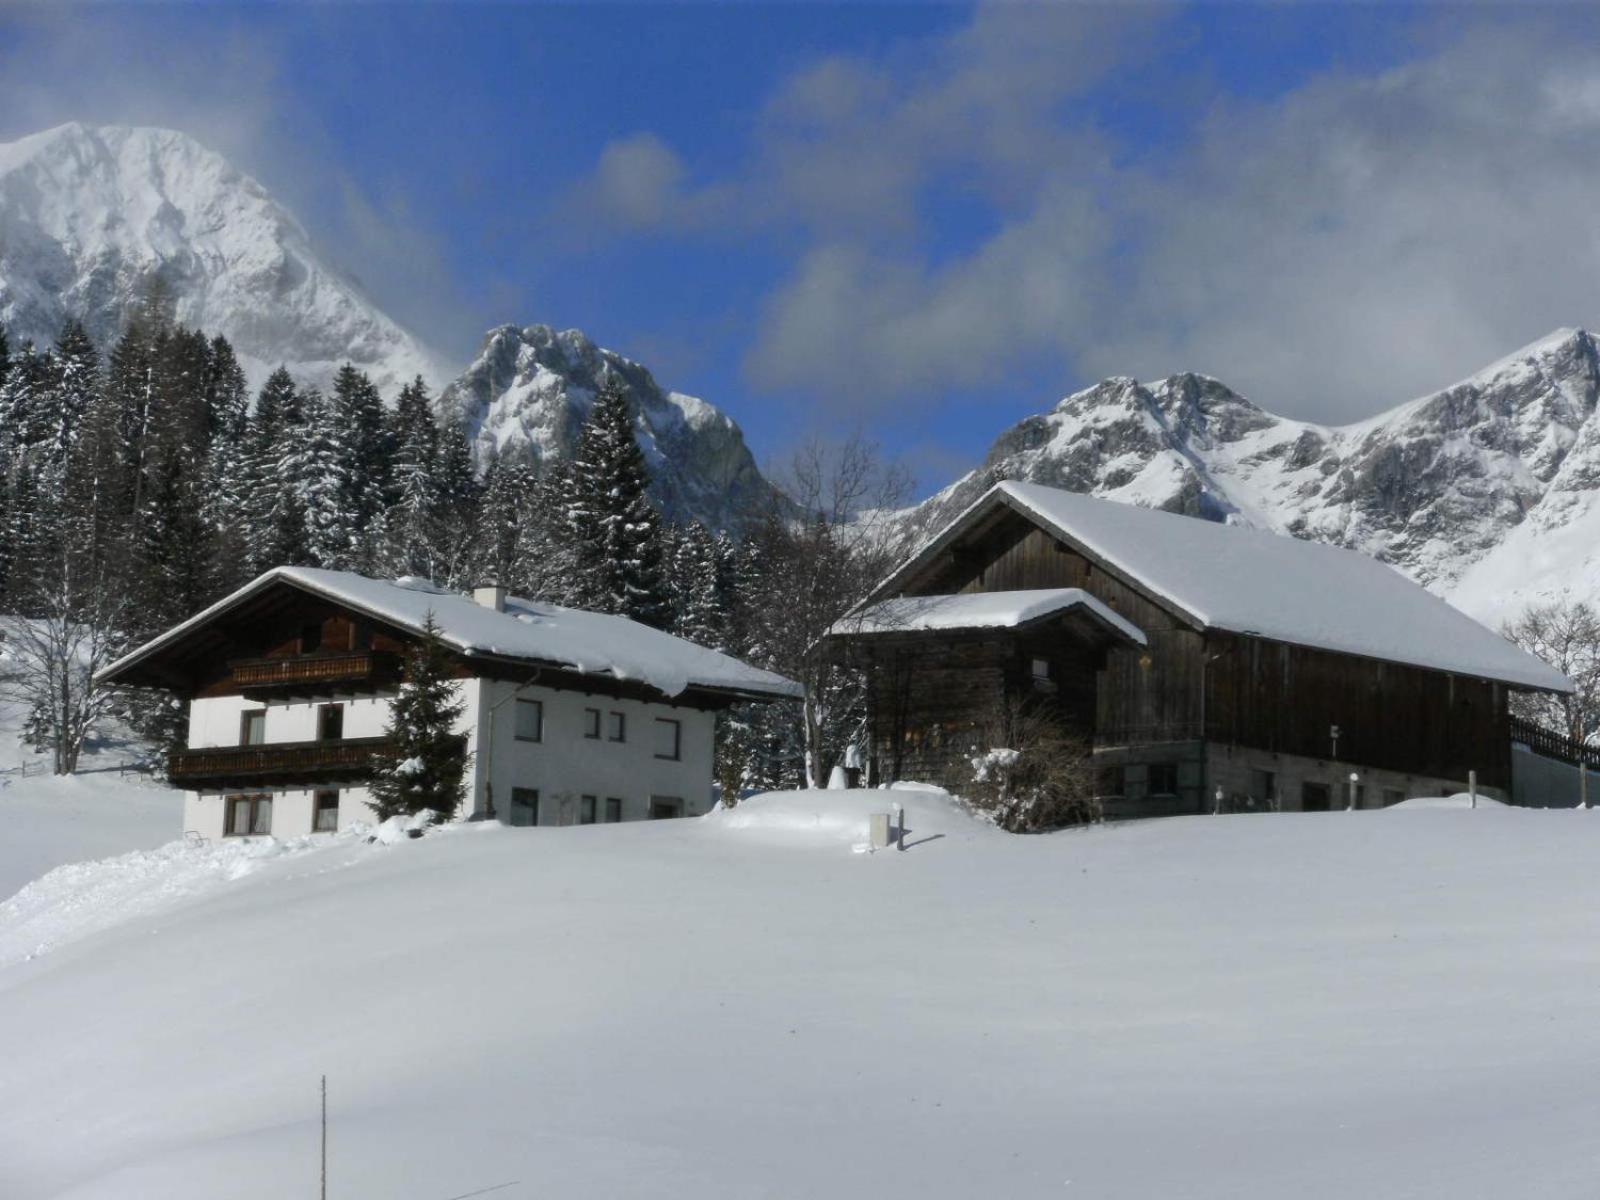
left=3, top=3, right=1598, bottom=494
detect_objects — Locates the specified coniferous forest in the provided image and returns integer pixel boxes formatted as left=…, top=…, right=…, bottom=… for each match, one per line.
left=0, top=287, right=908, bottom=789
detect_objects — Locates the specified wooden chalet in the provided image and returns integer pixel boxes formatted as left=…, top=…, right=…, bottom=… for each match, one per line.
left=827, top=482, right=1572, bottom=817
left=100, top=567, right=799, bottom=838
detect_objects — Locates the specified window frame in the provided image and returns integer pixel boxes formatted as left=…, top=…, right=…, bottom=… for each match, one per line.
left=605, top=797, right=623, bottom=823
left=239, top=709, right=267, bottom=747
left=317, top=703, right=345, bottom=743
left=313, top=789, right=340, bottom=833
left=513, top=698, right=544, bottom=743
left=509, top=787, right=540, bottom=827
left=580, top=795, right=598, bottom=825
left=1147, top=763, right=1179, bottom=796
left=647, top=795, right=683, bottom=820
left=607, top=711, right=626, bottom=743
left=224, top=793, right=273, bottom=837
left=583, top=708, right=602, bottom=740
left=653, top=717, right=682, bottom=761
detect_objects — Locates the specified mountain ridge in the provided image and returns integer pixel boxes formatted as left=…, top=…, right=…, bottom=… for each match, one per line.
left=0, top=121, right=454, bottom=396
left=905, top=326, right=1600, bottom=626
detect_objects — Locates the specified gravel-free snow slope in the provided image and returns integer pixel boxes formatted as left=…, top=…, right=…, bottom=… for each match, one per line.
left=3, top=788, right=1599, bottom=1199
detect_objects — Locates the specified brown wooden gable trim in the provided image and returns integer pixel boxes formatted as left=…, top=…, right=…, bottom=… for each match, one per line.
left=875, top=489, right=1205, bottom=633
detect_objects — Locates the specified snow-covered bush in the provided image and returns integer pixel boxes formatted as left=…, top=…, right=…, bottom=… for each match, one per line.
left=965, top=697, right=1098, bottom=832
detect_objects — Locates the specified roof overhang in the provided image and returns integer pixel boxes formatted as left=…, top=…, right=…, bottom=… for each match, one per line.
left=828, top=587, right=1147, bottom=648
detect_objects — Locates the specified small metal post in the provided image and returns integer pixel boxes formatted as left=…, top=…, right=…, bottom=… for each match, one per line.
left=1348, top=772, right=1359, bottom=812
left=1213, top=786, right=1223, bottom=816
left=320, top=1074, right=327, bottom=1200
left=1469, top=769, right=1477, bottom=810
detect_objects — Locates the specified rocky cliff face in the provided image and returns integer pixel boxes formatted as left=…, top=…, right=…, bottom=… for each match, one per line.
left=0, top=122, right=451, bottom=395
left=438, top=323, right=780, bottom=530
left=908, top=328, right=1600, bottom=626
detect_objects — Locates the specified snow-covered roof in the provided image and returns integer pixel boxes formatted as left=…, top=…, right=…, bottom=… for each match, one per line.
left=100, top=567, right=801, bottom=702
left=836, top=588, right=1147, bottom=646
left=876, top=482, right=1572, bottom=693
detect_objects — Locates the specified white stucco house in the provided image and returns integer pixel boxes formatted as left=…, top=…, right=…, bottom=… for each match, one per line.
left=99, top=567, right=801, bottom=839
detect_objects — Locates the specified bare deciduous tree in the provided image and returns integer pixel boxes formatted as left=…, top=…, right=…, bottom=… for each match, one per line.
left=1502, top=600, right=1600, bottom=748
left=747, top=433, right=912, bottom=787
left=0, top=551, right=130, bottom=775
left=966, top=695, right=1099, bottom=832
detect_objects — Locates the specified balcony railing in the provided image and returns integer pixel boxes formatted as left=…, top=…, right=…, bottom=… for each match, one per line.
left=168, top=736, right=395, bottom=787
left=229, top=651, right=401, bottom=698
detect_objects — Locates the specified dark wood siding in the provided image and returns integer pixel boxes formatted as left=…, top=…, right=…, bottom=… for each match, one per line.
left=869, top=505, right=1514, bottom=790
left=1204, top=632, right=1510, bottom=789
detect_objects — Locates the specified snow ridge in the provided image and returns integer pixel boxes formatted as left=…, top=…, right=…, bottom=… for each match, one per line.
left=0, top=122, right=454, bottom=396
left=439, top=323, right=780, bottom=529
left=905, top=329, right=1600, bottom=627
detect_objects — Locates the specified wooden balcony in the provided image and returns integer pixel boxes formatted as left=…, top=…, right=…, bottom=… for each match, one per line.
left=230, top=651, right=401, bottom=699
left=168, top=736, right=395, bottom=788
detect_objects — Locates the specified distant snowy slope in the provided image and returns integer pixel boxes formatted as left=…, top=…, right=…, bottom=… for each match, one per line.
left=907, top=328, right=1600, bottom=627
left=5, top=792, right=1600, bottom=1199
left=0, top=122, right=453, bottom=395
left=440, top=323, right=780, bottom=529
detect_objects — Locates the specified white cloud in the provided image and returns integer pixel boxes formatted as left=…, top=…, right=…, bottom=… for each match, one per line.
left=577, top=8, right=1600, bottom=424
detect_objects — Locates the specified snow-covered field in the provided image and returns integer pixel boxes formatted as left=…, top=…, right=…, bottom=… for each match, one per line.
left=4, top=785, right=1600, bottom=1198
left=0, top=772, right=179, bottom=903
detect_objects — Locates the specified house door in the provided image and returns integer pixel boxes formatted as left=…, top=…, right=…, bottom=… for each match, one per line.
left=1301, top=781, right=1332, bottom=812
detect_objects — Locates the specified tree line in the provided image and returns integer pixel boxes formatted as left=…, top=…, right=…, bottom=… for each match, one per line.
left=0, top=287, right=907, bottom=786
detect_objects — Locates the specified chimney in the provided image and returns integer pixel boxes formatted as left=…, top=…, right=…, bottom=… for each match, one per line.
left=473, top=583, right=507, bottom=613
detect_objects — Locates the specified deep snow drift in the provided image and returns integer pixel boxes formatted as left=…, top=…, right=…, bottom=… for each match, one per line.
left=4, top=786, right=1600, bottom=1199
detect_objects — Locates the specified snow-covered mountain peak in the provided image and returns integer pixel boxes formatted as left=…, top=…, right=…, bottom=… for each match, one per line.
left=0, top=122, right=452, bottom=395
left=439, top=322, right=778, bottom=530
left=909, top=327, right=1600, bottom=626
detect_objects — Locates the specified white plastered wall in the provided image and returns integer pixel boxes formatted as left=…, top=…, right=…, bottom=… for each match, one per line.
left=466, top=679, right=716, bottom=825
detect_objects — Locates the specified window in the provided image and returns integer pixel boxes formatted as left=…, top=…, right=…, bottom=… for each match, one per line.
left=225, top=793, right=272, bottom=836
left=1031, top=658, right=1050, bottom=680
left=514, top=699, right=543, bottom=742
left=313, top=790, right=340, bottom=833
left=1382, top=787, right=1406, bottom=808
left=317, top=704, right=344, bottom=742
left=605, top=797, right=623, bottom=823
left=580, top=795, right=598, bottom=825
left=1301, top=781, right=1332, bottom=812
left=351, top=622, right=372, bottom=650
left=648, top=796, right=682, bottom=820
left=1249, top=768, right=1276, bottom=805
left=583, top=708, right=601, bottom=739
left=653, top=717, right=681, bottom=761
left=508, top=788, right=540, bottom=826
left=240, top=709, right=266, bottom=746
left=300, top=621, right=323, bottom=654
left=607, top=711, right=626, bottom=743
left=1147, top=763, right=1179, bottom=796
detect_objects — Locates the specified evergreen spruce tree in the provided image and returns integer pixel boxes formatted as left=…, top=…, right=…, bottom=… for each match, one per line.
left=385, top=376, right=441, bottom=575
left=43, top=320, right=100, bottom=476
left=473, top=447, right=540, bottom=588
left=287, top=387, right=360, bottom=569
left=669, top=520, right=730, bottom=648
left=246, top=369, right=309, bottom=570
left=0, top=341, right=48, bottom=461
left=567, top=378, right=669, bottom=626
left=369, top=613, right=468, bottom=823
left=510, top=458, right=582, bottom=604
left=330, top=363, right=390, bottom=555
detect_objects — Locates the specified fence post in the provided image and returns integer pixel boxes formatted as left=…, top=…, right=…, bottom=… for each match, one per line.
left=1469, top=770, right=1477, bottom=810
